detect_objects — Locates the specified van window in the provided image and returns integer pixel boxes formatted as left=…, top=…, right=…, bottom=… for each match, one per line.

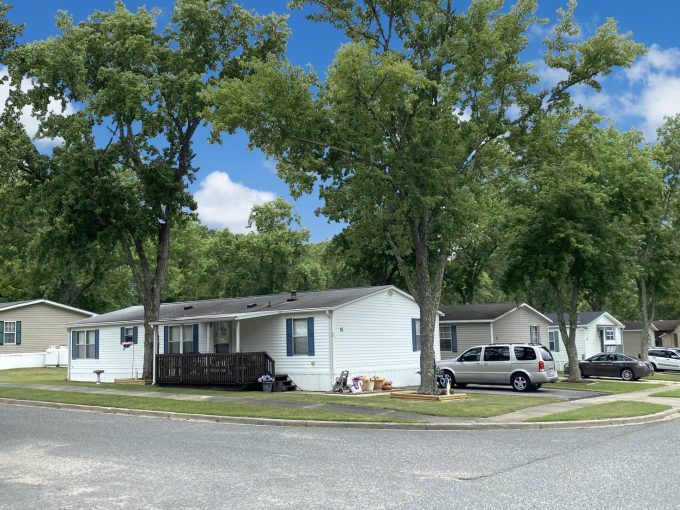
left=484, top=346, right=510, bottom=361
left=459, top=347, right=482, bottom=362
left=538, top=347, right=554, bottom=361
left=514, top=346, right=537, bottom=361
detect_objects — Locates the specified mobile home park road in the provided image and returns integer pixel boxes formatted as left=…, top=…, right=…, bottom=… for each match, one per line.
left=1, top=405, right=677, bottom=509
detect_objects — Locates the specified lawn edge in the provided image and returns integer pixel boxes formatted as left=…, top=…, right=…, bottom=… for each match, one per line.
left=3, top=397, right=679, bottom=431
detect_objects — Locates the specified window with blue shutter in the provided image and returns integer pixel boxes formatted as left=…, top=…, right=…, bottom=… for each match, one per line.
left=451, top=325, right=457, bottom=352
left=307, top=317, right=315, bottom=356
left=133, top=326, right=138, bottom=344
left=163, top=326, right=169, bottom=354
left=192, top=324, right=199, bottom=353
left=71, top=331, right=77, bottom=359
left=0, top=320, right=4, bottom=345
left=15, top=321, right=21, bottom=345
left=412, top=319, right=421, bottom=351
left=285, top=318, right=293, bottom=356
left=94, top=330, right=100, bottom=359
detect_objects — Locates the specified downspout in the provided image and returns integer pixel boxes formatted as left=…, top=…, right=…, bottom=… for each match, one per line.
left=66, top=327, right=71, bottom=381
left=490, top=321, right=494, bottom=344
left=327, top=310, right=334, bottom=387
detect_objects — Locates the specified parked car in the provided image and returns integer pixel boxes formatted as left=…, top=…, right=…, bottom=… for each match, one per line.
left=437, top=343, right=558, bottom=392
left=648, top=348, right=680, bottom=372
left=564, top=353, right=653, bottom=381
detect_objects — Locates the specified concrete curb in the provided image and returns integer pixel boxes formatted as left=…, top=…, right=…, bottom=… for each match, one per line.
left=2, top=398, right=680, bottom=431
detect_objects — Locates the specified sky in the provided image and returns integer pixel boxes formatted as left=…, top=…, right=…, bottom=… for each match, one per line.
left=5, top=1, right=680, bottom=242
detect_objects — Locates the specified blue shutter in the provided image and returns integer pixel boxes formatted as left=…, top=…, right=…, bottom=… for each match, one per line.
left=193, top=324, right=199, bottom=353
left=163, top=325, right=169, bottom=354
left=15, top=321, right=21, bottom=345
left=120, top=327, right=125, bottom=344
left=286, top=318, right=293, bottom=356
left=412, top=318, right=417, bottom=352
left=307, top=317, right=315, bottom=356
left=451, top=325, right=457, bottom=352
left=133, top=326, right=138, bottom=344
left=0, top=320, right=4, bottom=345
left=71, top=331, right=77, bottom=359
left=94, top=330, right=100, bottom=359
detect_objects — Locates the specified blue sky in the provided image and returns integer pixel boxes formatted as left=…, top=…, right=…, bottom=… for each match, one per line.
left=5, top=1, right=680, bottom=241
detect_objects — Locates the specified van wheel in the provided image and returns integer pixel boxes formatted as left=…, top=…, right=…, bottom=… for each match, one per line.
left=620, top=369, right=634, bottom=381
left=456, top=383, right=468, bottom=388
left=511, top=373, right=531, bottom=392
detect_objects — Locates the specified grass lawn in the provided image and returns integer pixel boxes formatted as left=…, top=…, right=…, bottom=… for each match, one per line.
left=0, top=387, right=418, bottom=423
left=644, top=373, right=680, bottom=383
left=527, top=401, right=670, bottom=422
left=549, top=380, right=663, bottom=394
left=0, top=368, right=562, bottom=419
left=650, top=388, right=680, bottom=398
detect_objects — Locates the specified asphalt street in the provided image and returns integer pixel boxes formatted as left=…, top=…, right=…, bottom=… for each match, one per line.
left=0, top=404, right=677, bottom=510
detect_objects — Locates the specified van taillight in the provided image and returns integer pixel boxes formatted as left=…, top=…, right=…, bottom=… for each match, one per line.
left=538, top=360, right=545, bottom=372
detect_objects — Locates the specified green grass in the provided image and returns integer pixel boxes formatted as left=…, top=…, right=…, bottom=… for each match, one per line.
left=0, top=387, right=417, bottom=423
left=527, top=401, right=670, bottom=422
left=644, top=373, right=680, bottom=382
left=549, top=380, right=663, bottom=394
left=0, top=367, right=68, bottom=384
left=650, top=388, right=680, bottom=398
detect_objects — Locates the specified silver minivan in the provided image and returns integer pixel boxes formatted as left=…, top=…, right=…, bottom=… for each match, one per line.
left=438, top=343, right=558, bottom=392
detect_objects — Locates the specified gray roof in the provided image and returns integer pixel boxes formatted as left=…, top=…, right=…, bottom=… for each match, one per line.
left=653, top=320, right=680, bottom=332
left=72, top=286, right=397, bottom=326
left=440, top=303, right=518, bottom=322
left=0, top=300, right=33, bottom=311
left=622, top=321, right=644, bottom=331
left=545, top=311, right=607, bottom=326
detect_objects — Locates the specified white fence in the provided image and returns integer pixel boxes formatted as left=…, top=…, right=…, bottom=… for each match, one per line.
left=0, top=352, right=47, bottom=370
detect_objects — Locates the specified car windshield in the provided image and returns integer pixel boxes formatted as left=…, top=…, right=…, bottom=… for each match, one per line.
left=538, top=347, right=553, bottom=361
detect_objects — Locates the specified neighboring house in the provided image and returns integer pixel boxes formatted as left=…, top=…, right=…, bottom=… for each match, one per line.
left=545, top=311, right=624, bottom=370
left=66, top=286, right=440, bottom=391
left=438, top=303, right=551, bottom=360
left=0, top=300, right=95, bottom=369
left=621, top=321, right=657, bottom=356
left=653, top=320, right=680, bottom=348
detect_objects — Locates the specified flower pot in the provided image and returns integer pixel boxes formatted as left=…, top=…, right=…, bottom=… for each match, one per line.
left=382, top=384, right=392, bottom=391
left=364, top=380, right=375, bottom=392
left=262, top=382, right=273, bottom=392
left=373, top=379, right=384, bottom=391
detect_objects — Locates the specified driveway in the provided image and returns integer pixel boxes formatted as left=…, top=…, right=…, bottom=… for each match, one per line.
left=2, top=405, right=680, bottom=509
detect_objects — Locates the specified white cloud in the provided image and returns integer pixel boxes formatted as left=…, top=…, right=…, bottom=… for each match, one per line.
left=626, top=45, right=680, bottom=83
left=532, top=60, right=569, bottom=88
left=262, top=157, right=277, bottom=174
left=194, top=171, right=276, bottom=233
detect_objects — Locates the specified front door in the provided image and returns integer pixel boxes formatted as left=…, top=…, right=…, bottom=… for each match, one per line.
left=454, top=347, right=483, bottom=383
left=213, top=321, right=231, bottom=353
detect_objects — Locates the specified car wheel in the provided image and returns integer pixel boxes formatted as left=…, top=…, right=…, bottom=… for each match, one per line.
left=456, top=383, right=468, bottom=388
left=580, top=369, right=589, bottom=379
left=651, top=363, right=658, bottom=372
left=511, top=373, right=531, bottom=392
left=620, top=368, right=634, bottom=381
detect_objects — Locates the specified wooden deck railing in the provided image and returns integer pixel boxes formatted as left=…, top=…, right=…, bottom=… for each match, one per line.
left=156, top=352, right=275, bottom=386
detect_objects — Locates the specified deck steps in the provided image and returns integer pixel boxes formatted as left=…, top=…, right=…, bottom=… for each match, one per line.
left=274, top=374, right=298, bottom=392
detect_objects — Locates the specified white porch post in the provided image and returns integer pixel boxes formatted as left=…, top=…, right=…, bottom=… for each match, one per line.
left=207, top=322, right=212, bottom=353
left=235, top=320, right=241, bottom=353
left=152, top=325, right=158, bottom=385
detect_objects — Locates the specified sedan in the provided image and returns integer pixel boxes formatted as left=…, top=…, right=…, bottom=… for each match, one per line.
left=564, top=353, right=654, bottom=381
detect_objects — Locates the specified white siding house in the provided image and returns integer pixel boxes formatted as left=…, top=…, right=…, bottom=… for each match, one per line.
left=438, top=303, right=552, bottom=360
left=546, top=311, right=625, bottom=370
left=67, top=286, right=436, bottom=391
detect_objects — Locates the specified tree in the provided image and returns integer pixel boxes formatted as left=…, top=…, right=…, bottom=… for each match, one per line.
left=503, top=111, right=658, bottom=382
left=8, top=1, right=288, bottom=379
left=208, top=0, right=643, bottom=393
left=633, top=115, right=680, bottom=359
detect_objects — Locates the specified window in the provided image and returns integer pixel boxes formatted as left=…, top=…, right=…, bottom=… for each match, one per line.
left=413, top=319, right=421, bottom=351
left=483, top=346, right=510, bottom=361
left=124, top=327, right=134, bottom=343
left=3, top=321, right=16, bottom=345
left=440, top=325, right=456, bottom=352
left=76, top=330, right=96, bottom=359
left=168, top=326, right=181, bottom=354
left=459, top=347, right=481, bottom=362
left=539, top=347, right=554, bottom=361
left=548, top=330, right=560, bottom=352
left=590, top=354, right=607, bottom=362
left=293, top=318, right=308, bottom=355
left=182, top=324, right=194, bottom=354
left=514, top=346, right=537, bottom=361
left=604, top=326, right=615, bottom=343
left=214, top=322, right=231, bottom=354
left=530, top=325, right=540, bottom=344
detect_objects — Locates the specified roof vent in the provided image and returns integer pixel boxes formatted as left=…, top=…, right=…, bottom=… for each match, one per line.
left=183, top=305, right=193, bottom=311
left=246, top=303, right=257, bottom=309
left=287, top=290, right=298, bottom=302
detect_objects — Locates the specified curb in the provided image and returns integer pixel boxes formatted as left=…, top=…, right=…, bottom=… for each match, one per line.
left=1, top=398, right=680, bottom=431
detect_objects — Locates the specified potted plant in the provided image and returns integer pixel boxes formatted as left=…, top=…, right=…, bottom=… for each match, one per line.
left=373, top=376, right=385, bottom=391
left=258, top=374, right=275, bottom=392
left=363, top=376, right=374, bottom=392
left=382, top=379, right=393, bottom=391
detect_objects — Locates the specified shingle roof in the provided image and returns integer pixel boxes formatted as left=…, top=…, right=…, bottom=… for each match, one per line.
left=0, top=300, right=33, bottom=311
left=439, top=303, right=518, bottom=322
left=545, top=311, right=607, bottom=326
left=71, top=286, right=398, bottom=326
left=622, top=321, right=644, bottom=331
left=653, top=320, right=680, bottom=332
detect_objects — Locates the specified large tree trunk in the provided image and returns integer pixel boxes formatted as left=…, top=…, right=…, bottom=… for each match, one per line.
left=555, top=281, right=583, bottom=383
left=637, top=277, right=654, bottom=361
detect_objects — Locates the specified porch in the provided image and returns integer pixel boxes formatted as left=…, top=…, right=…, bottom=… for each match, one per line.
left=155, top=351, right=275, bottom=386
